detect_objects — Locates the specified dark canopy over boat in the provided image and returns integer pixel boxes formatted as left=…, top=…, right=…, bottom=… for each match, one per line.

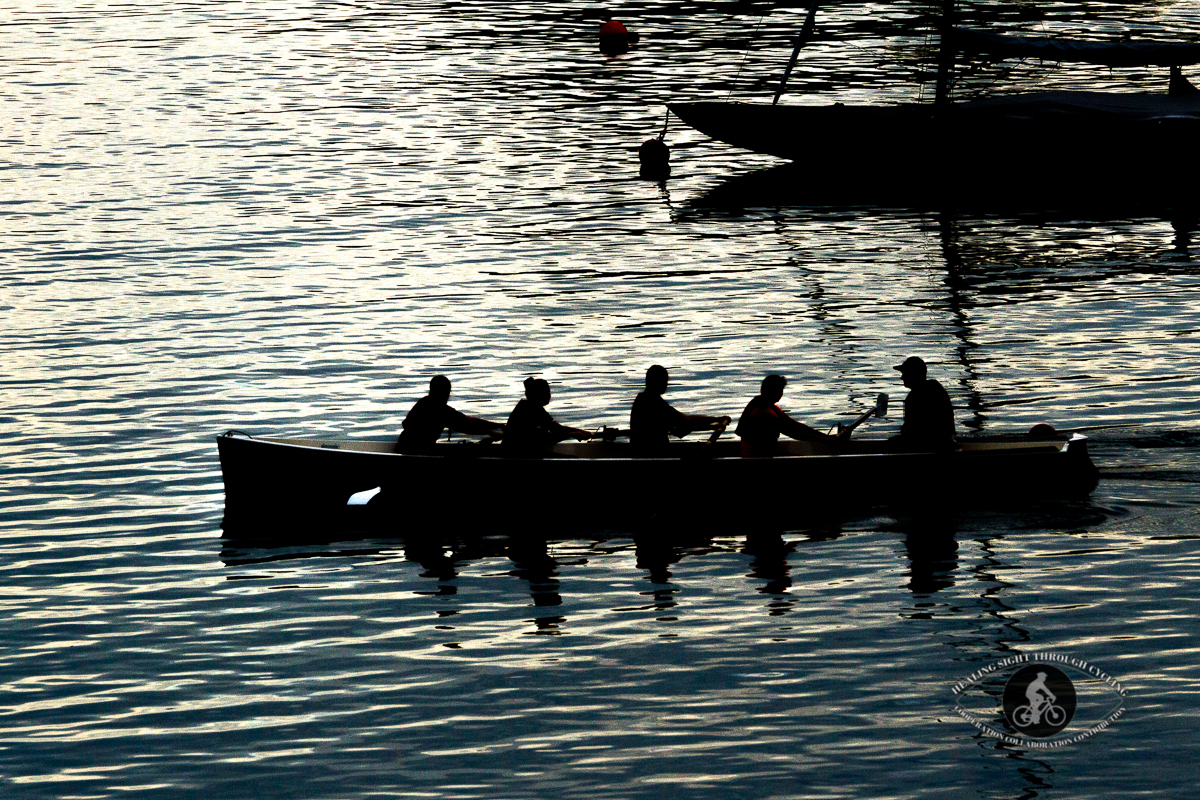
left=667, top=3, right=1200, bottom=186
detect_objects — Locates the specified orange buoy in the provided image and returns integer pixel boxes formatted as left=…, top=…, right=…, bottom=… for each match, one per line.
left=599, top=19, right=639, bottom=55
left=1028, top=423, right=1059, bottom=440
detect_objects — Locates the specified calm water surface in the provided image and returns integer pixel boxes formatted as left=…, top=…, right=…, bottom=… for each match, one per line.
left=2, top=2, right=1199, bottom=797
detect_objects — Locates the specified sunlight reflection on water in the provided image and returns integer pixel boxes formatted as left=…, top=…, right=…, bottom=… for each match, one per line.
left=2, top=1, right=1200, bottom=797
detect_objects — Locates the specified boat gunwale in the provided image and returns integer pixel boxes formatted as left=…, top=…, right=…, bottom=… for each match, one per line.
left=218, top=432, right=1080, bottom=462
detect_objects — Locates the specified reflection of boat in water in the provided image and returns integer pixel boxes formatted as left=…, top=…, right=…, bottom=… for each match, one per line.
left=216, top=431, right=1099, bottom=528
left=682, top=164, right=1199, bottom=291
left=669, top=3, right=1200, bottom=188
left=685, top=162, right=1200, bottom=221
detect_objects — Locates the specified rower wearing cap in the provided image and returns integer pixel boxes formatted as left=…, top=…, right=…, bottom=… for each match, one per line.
left=892, top=357, right=956, bottom=451
left=629, top=365, right=731, bottom=457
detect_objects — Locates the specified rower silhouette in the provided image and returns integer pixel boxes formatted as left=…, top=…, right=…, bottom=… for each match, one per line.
left=396, top=375, right=504, bottom=454
left=735, top=374, right=840, bottom=457
left=890, top=357, right=956, bottom=452
left=501, top=378, right=592, bottom=456
left=629, top=365, right=730, bottom=456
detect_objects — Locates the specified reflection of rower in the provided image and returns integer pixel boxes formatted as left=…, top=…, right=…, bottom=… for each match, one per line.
left=743, top=531, right=796, bottom=615
left=630, top=365, right=730, bottom=456
left=403, top=537, right=460, bottom=595
left=397, top=375, right=504, bottom=454
left=634, top=535, right=682, bottom=613
left=507, top=537, right=563, bottom=607
left=898, top=513, right=959, bottom=597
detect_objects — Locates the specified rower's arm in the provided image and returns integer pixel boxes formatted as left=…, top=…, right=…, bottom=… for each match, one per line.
left=779, top=412, right=834, bottom=442
left=447, top=409, right=504, bottom=437
left=677, top=412, right=730, bottom=436
left=548, top=420, right=593, bottom=442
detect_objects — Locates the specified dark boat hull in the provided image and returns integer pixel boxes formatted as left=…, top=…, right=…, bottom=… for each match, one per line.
left=668, top=97, right=1200, bottom=188
left=216, top=433, right=1099, bottom=532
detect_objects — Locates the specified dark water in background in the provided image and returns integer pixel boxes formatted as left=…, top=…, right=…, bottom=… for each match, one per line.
left=2, top=1, right=1200, bottom=797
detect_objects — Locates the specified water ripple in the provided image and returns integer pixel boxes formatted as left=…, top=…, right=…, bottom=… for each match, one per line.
left=2, top=1, right=1200, bottom=797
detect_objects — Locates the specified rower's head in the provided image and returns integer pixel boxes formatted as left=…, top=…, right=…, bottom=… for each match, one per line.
left=894, top=356, right=927, bottom=388
left=429, top=375, right=451, bottom=402
left=645, top=364, right=668, bottom=394
left=524, top=377, right=551, bottom=406
left=760, top=374, right=787, bottom=403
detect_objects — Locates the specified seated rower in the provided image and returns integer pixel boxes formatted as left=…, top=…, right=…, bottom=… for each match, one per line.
left=396, top=375, right=504, bottom=454
left=891, top=356, right=956, bottom=452
left=502, top=378, right=592, bottom=456
left=736, top=374, right=840, bottom=457
left=630, top=365, right=730, bottom=456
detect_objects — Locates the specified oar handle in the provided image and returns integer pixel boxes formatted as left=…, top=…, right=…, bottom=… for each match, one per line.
left=840, top=408, right=875, bottom=436
left=594, top=426, right=630, bottom=442
left=838, top=393, right=889, bottom=438
left=706, top=418, right=730, bottom=445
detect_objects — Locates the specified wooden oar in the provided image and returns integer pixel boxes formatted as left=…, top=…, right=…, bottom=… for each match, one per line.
left=837, top=393, right=888, bottom=438
left=1051, top=423, right=1141, bottom=434
left=706, top=417, right=730, bottom=446
left=694, top=417, right=732, bottom=458
left=591, top=422, right=730, bottom=444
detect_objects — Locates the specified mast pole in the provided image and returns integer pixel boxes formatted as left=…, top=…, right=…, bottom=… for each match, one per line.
left=935, top=0, right=955, bottom=106
left=773, top=0, right=820, bottom=106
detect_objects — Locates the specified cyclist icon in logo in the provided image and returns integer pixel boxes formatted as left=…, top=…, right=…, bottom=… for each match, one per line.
left=1002, top=664, right=1076, bottom=738
left=1013, top=671, right=1067, bottom=728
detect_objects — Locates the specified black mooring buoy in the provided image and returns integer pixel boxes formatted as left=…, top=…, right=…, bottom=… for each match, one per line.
left=638, top=136, right=670, bottom=180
